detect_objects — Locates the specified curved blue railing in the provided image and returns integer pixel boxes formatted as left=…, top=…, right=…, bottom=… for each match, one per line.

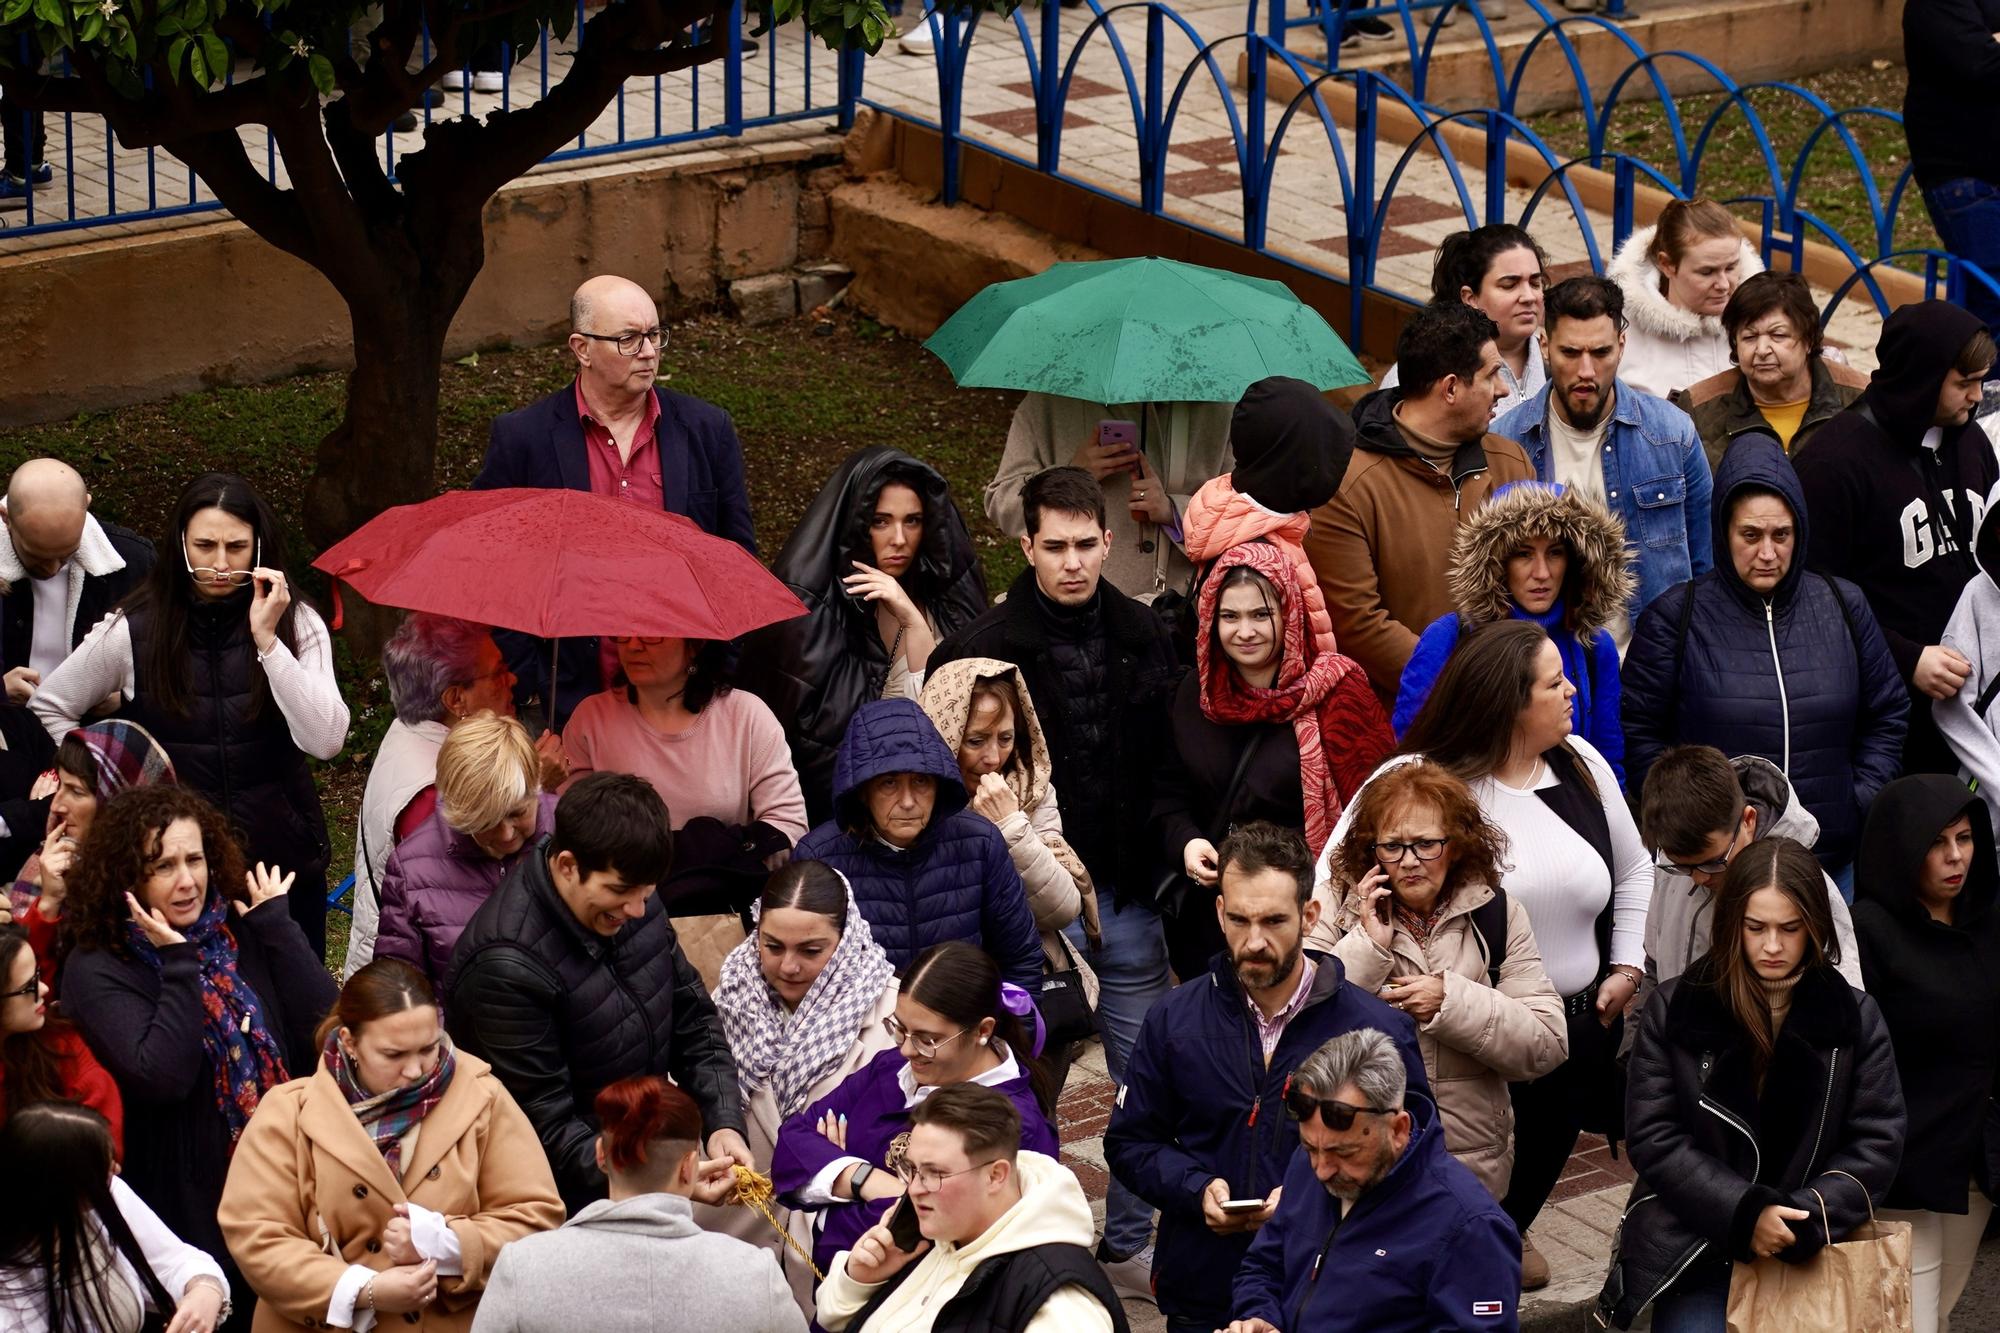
left=856, top=0, right=2000, bottom=344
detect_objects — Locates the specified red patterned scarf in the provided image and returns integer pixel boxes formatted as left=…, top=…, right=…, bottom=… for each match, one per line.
left=1196, top=540, right=1393, bottom=854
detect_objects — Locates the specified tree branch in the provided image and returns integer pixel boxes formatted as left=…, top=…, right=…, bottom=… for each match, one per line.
left=168, top=127, right=317, bottom=265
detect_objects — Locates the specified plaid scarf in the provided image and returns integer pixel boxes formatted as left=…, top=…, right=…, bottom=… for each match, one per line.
left=125, top=892, right=288, bottom=1148
left=72, top=720, right=177, bottom=797
left=323, top=1029, right=458, bottom=1179
left=714, top=877, right=897, bottom=1119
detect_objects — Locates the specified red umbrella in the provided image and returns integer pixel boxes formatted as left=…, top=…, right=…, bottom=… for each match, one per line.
left=312, top=488, right=804, bottom=641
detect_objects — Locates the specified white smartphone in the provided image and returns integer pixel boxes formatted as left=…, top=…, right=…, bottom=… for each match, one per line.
left=1220, top=1198, right=1267, bottom=1214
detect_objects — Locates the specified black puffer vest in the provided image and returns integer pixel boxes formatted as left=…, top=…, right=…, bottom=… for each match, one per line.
left=119, top=600, right=330, bottom=880
left=1039, top=593, right=1114, bottom=833
left=850, top=1241, right=1131, bottom=1333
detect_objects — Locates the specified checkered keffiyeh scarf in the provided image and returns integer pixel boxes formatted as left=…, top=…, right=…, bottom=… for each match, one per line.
left=714, top=876, right=897, bottom=1119
left=324, top=1029, right=458, bottom=1179
left=71, top=719, right=177, bottom=797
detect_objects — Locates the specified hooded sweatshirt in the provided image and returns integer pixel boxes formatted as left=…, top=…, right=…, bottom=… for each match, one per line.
left=816, top=1151, right=1116, bottom=1332
left=1623, top=435, right=1909, bottom=868
left=1852, top=775, right=2000, bottom=1212
left=1794, top=302, right=1998, bottom=702
left=474, top=1192, right=808, bottom=1333
left=793, top=698, right=1044, bottom=987
left=1305, top=388, right=1536, bottom=704
left=1394, top=481, right=1634, bottom=779
left=1939, top=500, right=2000, bottom=837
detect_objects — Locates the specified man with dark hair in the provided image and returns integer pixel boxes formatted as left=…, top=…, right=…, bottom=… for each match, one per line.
left=1222, top=1029, right=1518, bottom=1333
left=1307, top=302, right=1535, bottom=704
left=1104, top=821, right=1427, bottom=1333
left=1631, top=746, right=1862, bottom=1031
left=1494, top=274, right=1713, bottom=644
left=446, top=771, right=750, bottom=1213
left=929, top=464, right=1179, bottom=1300
left=1795, top=299, right=2000, bottom=776
left=1674, top=271, right=1870, bottom=469
left=817, top=1084, right=1127, bottom=1332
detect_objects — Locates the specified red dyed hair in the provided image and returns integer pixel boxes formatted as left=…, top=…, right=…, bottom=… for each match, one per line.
left=593, top=1075, right=704, bottom=1172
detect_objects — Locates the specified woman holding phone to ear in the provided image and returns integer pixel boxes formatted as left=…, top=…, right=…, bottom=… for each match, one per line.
left=32, top=473, right=350, bottom=959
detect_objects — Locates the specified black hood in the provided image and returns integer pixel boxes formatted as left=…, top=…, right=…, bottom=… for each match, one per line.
left=1229, top=376, right=1356, bottom=512
left=1351, top=387, right=1413, bottom=457
left=1858, top=300, right=1990, bottom=449
left=1855, top=774, right=1997, bottom=929
left=1709, top=431, right=1808, bottom=607
left=768, top=446, right=983, bottom=615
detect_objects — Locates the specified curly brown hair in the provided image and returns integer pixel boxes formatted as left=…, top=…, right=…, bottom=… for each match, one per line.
left=58, top=786, right=249, bottom=961
left=1328, top=761, right=1511, bottom=906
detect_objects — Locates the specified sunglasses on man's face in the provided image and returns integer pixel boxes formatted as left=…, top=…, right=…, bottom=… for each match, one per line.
left=1284, top=1087, right=1394, bottom=1131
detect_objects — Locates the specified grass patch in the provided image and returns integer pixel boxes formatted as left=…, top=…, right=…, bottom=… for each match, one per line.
left=1522, top=61, right=1938, bottom=270
left=0, top=310, right=1024, bottom=965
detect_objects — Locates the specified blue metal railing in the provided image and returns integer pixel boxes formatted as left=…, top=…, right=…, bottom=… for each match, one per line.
left=1, top=0, right=852, bottom=237
left=858, top=0, right=2000, bottom=343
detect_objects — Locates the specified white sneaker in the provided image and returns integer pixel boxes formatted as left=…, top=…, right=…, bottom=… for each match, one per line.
left=1098, top=1244, right=1156, bottom=1306
left=441, top=69, right=467, bottom=90
left=897, top=19, right=965, bottom=54
left=472, top=70, right=503, bottom=92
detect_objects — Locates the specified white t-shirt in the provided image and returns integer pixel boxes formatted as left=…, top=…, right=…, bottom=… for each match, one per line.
left=28, top=568, right=67, bottom=680
left=1544, top=403, right=1612, bottom=511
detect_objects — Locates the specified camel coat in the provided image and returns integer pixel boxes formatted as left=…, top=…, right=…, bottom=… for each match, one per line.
left=218, top=1051, right=565, bottom=1333
left=1315, top=877, right=1568, bottom=1198
left=696, top=977, right=903, bottom=1315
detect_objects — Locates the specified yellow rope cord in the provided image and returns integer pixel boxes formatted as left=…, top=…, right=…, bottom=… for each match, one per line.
left=733, top=1165, right=826, bottom=1281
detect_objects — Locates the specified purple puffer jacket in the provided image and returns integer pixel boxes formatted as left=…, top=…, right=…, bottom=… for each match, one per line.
left=374, top=792, right=558, bottom=987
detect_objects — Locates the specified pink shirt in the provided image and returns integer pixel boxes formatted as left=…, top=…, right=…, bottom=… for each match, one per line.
left=576, top=380, right=664, bottom=686
left=1246, top=956, right=1318, bottom=1066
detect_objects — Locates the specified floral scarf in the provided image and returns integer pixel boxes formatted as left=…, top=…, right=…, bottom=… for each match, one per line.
left=713, top=876, right=897, bottom=1119
left=323, top=1029, right=458, bottom=1179
left=125, top=892, right=288, bottom=1147
left=1196, top=539, right=1389, bottom=855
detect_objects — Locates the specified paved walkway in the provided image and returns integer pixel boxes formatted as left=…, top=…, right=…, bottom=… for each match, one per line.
left=0, top=1, right=1890, bottom=366
left=1056, top=1037, right=1629, bottom=1329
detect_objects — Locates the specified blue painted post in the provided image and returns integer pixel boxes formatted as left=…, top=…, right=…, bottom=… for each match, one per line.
left=1484, top=107, right=1506, bottom=226
left=939, top=8, right=966, bottom=205
left=1268, top=0, right=1288, bottom=59
left=1244, top=31, right=1269, bottom=247
left=725, top=0, right=746, bottom=134
left=1350, top=72, right=1378, bottom=346
left=1039, top=0, right=1063, bottom=171
left=1141, top=7, right=1165, bottom=214
left=838, top=34, right=864, bottom=129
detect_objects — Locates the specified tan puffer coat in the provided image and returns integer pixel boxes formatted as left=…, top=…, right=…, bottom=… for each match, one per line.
left=1317, top=877, right=1569, bottom=1199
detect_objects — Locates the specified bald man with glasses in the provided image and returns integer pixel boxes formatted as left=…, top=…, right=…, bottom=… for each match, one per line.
left=475, top=274, right=756, bottom=728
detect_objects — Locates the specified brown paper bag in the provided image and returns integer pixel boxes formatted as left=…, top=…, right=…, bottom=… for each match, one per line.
left=671, top=912, right=748, bottom=994
left=1726, top=1171, right=1912, bottom=1333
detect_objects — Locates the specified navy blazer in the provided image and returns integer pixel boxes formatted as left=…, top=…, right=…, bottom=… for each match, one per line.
left=474, top=382, right=757, bottom=727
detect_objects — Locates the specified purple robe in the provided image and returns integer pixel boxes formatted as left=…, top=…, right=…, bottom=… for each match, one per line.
left=770, top=1046, right=1058, bottom=1276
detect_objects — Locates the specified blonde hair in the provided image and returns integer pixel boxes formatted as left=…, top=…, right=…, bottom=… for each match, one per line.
left=437, top=712, right=539, bottom=834
left=1653, top=198, right=1740, bottom=273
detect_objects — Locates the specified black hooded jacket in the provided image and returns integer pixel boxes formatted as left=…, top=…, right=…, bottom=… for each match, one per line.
left=1904, top=0, right=2000, bottom=190
left=1795, top=302, right=1997, bottom=681
left=735, top=448, right=988, bottom=824
left=1852, top=775, right=2000, bottom=1211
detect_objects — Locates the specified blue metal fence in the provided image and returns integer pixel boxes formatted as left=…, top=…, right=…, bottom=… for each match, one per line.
left=856, top=0, right=1999, bottom=342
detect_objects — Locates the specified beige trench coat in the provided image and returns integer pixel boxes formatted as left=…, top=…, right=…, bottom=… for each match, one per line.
left=218, top=1052, right=564, bottom=1332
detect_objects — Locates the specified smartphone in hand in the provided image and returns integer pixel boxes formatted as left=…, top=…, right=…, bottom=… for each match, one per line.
left=1220, top=1198, right=1268, bottom=1215
left=887, top=1194, right=925, bottom=1252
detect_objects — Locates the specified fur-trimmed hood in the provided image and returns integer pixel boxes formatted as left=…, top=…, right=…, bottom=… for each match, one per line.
left=1444, top=480, right=1635, bottom=638
left=1608, top=223, right=1764, bottom=344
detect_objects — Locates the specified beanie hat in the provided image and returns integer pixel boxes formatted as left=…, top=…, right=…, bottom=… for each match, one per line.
left=1228, top=376, right=1357, bottom=514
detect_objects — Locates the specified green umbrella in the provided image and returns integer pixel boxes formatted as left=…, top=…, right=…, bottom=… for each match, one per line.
left=923, top=256, right=1369, bottom=404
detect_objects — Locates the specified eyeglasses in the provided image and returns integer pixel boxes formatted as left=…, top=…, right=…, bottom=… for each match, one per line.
left=894, top=1157, right=1000, bottom=1192
left=1, top=975, right=39, bottom=1002
left=1284, top=1088, right=1395, bottom=1130
left=1655, top=826, right=1742, bottom=877
left=578, top=328, right=666, bottom=356
left=1370, top=838, right=1447, bottom=865
left=182, top=537, right=260, bottom=586
left=608, top=635, right=666, bottom=646
left=883, top=1015, right=968, bottom=1060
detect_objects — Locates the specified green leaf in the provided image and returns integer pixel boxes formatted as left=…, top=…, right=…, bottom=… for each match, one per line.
left=31, top=0, right=62, bottom=26
left=104, top=58, right=140, bottom=95
left=307, top=49, right=332, bottom=93
left=2, top=0, right=33, bottom=23
left=199, top=31, right=224, bottom=76
left=188, top=39, right=208, bottom=82
left=114, top=23, right=133, bottom=56
left=181, top=0, right=202, bottom=24
left=167, top=30, right=189, bottom=73
left=155, top=13, right=182, bottom=33
left=549, top=2, right=572, bottom=41
left=79, top=10, right=101, bottom=38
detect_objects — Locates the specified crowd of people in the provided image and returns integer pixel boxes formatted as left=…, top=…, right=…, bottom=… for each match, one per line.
left=2, top=216, right=2000, bottom=1332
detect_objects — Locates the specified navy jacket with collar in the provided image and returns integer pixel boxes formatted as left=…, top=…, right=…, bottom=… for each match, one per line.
left=1230, top=1091, right=1520, bottom=1331
left=475, top=382, right=757, bottom=728
left=1104, top=950, right=1430, bottom=1327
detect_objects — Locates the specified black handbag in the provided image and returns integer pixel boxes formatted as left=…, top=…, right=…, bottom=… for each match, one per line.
left=1149, top=729, right=1266, bottom=919
left=1036, top=930, right=1098, bottom=1050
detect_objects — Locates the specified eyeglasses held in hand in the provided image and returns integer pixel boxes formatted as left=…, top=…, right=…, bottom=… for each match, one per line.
left=883, top=1015, right=969, bottom=1060
left=1284, top=1088, right=1394, bottom=1130
left=182, top=538, right=260, bottom=586
left=578, top=327, right=666, bottom=356
left=1370, top=838, right=1447, bottom=865
left=894, top=1157, right=999, bottom=1191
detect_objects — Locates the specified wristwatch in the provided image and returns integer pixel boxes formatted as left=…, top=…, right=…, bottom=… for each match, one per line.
left=849, top=1162, right=875, bottom=1199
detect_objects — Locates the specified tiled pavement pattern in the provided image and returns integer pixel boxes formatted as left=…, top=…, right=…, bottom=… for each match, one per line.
left=0, top=0, right=1890, bottom=369
left=1057, top=1038, right=1630, bottom=1328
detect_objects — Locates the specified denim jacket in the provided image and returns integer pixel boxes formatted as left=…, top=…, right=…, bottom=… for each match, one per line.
left=1493, top=380, right=1714, bottom=618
